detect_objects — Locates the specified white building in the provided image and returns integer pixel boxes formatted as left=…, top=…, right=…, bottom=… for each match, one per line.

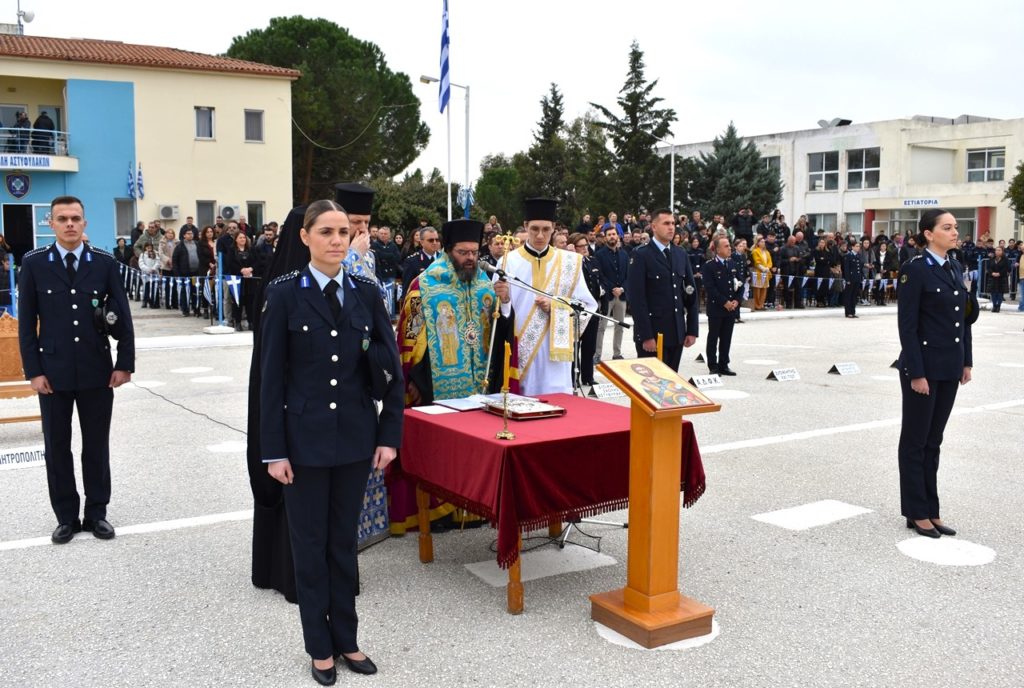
left=663, top=115, right=1023, bottom=241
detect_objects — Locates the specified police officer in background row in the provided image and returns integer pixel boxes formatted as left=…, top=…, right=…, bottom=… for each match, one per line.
left=896, top=208, right=975, bottom=539
left=701, top=236, right=742, bottom=376
left=18, top=195, right=135, bottom=544
left=626, top=209, right=699, bottom=371
left=260, top=199, right=403, bottom=685
left=842, top=241, right=864, bottom=318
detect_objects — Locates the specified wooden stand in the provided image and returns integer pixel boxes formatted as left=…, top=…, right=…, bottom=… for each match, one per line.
left=590, top=358, right=720, bottom=648
left=0, top=312, right=40, bottom=425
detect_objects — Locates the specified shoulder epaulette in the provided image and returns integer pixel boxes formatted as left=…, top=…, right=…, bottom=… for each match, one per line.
left=269, top=270, right=300, bottom=285
left=89, top=246, right=114, bottom=259
left=22, top=246, right=49, bottom=259
left=349, top=271, right=378, bottom=287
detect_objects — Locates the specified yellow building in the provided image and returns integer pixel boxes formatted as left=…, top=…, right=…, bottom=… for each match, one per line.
left=0, top=34, right=298, bottom=260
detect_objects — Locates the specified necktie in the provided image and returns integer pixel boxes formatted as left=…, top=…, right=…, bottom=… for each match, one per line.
left=65, top=253, right=77, bottom=281
left=323, top=280, right=342, bottom=324
left=663, top=247, right=671, bottom=265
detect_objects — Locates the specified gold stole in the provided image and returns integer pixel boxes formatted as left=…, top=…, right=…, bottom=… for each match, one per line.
left=515, top=247, right=582, bottom=380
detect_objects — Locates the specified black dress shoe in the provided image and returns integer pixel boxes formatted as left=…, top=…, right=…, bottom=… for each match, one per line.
left=931, top=521, right=957, bottom=536
left=718, top=367, right=737, bottom=376
left=708, top=365, right=719, bottom=374
left=906, top=518, right=941, bottom=538
left=51, top=520, right=82, bottom=545
left=82, top=518, right=116, bottom=540
left=311, top=661, right=337, bottom=686
left=341, top=654, right=378, bottom=675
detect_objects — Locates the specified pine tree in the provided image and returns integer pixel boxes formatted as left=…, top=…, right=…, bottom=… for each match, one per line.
left=690, top=123, right=783, bottom=218
left=1004, top=159, right=1024, bottom=220
left=590, top=41, right=676, bottom=213
left=519, top=84, right=569, bottom=201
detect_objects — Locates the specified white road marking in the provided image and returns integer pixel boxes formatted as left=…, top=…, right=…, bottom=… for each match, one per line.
left=465, top=547, right=617, bottom=587
left=896, top=537, right=996, bottom=566
left=742, top=359, right=779, bottom=365
left=705, top=389, right=750, bottom=400
left=170, top=366, right=213, bottom=374
left=997, top=362, right=1024, bottom=368
left=206, top=440, right=247, bottom=453
left=751, top=500, right=873, bottom=530
left=190, top=376, right=233, bottom=384
left=0, top=510, right=254, bottom=552
left=702, top=398, right=1024, bottom=455
left=595, top=618, right=720, bottom=651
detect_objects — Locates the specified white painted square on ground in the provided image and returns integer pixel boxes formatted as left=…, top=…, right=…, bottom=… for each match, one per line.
left=751, top=499, right=873, bottom=531
left=465, top=546, right=617, bottom=587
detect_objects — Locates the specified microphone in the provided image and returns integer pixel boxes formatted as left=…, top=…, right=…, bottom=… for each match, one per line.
left=479, top=261, right=507, bottom=279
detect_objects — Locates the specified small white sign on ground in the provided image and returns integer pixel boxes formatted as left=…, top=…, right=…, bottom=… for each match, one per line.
left=896, top=537, right=996, bottom=566
left=688, top=374, right=722, bottom=389
left=591, top=383, right=626, bottom=399
left=0, top=445, right=45, bottom=471
left=766, top=367, right=800, bottom=381
left=751, top=499, right=873, bottom=531
left=465, top=546, right=617, bottom=587
left=828, top=362, right=861, bottom=375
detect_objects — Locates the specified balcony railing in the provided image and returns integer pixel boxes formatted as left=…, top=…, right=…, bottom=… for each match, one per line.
left=0, top=127, right=71, bottom=156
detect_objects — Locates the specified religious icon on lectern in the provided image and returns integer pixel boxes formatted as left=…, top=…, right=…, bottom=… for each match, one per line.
left=599, top=357, right=719, bottom=416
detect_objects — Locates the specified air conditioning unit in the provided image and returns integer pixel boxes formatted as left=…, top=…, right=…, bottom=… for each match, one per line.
left=157, top=204, right=179, bottom=221
left=219, top=205, right=241, bottom=221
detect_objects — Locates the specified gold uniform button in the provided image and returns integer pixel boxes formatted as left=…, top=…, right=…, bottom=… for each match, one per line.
left=329, top=402, right=337, bottom=410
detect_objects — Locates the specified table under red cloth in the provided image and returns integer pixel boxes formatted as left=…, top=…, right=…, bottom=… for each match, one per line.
left=398, top=393, right=704, bottom=568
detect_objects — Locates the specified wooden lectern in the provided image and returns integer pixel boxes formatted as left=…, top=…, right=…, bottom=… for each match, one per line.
left=0, top=312, right=40, bottom=425
left=590, top=357, right=720, bottom=648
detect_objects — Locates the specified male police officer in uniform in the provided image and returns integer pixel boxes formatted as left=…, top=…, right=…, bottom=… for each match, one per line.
left=842, top=241, right=865, bottom=318
left=18, top=196, right=135, bottom=544
left=626, top=209, right=699, bottom=371
left=701, top=235, right=742, bottom=375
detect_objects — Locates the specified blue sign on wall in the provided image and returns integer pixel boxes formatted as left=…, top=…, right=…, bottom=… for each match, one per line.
left=5, top=172, right=30, bottom=198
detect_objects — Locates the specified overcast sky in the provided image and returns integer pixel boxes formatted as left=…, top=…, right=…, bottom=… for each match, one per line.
left=18, top=0, right=1024, bottom=187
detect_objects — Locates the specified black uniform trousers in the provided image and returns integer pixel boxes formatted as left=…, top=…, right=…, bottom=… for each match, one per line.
left=705, top=316, right=734, bottom=370
left=283, top=458, right=372, bottom=660
left=842, top=281, right=859, bottom=316
left=39, top=387, right=114, bottom=524
left=635, top=343, right=684, bottom=372
left=578, top=317, right=599, bottom=384
left=897, top=375, right=959, bottom=519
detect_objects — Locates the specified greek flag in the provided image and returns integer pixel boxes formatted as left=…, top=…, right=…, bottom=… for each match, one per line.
left=438, top=0, right=450, bottom=113
left=127, top=161, right=136, bottom=199
left=136, top=163, right=145, bottom=199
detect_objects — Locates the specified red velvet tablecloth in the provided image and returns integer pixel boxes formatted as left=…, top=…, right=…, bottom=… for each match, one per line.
left=399, top=393, right=704, bottom=568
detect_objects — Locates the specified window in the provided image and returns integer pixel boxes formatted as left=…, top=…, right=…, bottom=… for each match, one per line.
left=967, top=147, right=1004, bottom=182
left=806, top=213, right=837, bottom=232
left=845, top=213, right=864, bottom=237
left=196, top=201, right=216, bottom=229
left=115, top=199, right=136, bottom=238
left=847, top=148, right=880, bottom=190
left=244, top=110, right=264, bottom=143
left=246, top=202, right=265, bottom=230
left=808, top=152, right=839, bottom=191
left=763, top=156, right=781, bottom=176
left=195, top=107, right=215, bottom=139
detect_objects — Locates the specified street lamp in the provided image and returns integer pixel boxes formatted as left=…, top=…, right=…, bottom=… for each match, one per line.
left=421, top=75, right=470, bottom=221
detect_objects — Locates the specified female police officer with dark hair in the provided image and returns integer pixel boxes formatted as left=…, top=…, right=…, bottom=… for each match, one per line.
left=260, top=199, right=403, bottom=685
left=896, top=207, right=975, bottom=539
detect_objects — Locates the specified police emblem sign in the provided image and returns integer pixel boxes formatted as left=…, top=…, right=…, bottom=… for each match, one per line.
left=5, top=173, right=30, bottom=199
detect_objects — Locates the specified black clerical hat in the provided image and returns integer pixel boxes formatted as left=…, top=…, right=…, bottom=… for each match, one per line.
left=333, top=182, right=374, bottom=215
left=523, top=197, right=558, bottom=222
left=441, top=219, right=484, bottom=249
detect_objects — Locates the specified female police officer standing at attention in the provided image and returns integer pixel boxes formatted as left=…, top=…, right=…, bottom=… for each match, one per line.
left=897, top=208, right=974, bottom=539
left=260, top=199, right=403, bottom=685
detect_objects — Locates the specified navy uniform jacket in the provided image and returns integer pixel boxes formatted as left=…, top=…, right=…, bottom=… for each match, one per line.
left=843, top=250, right=864, bottom=283
left=594, top=246, right=629, bottom=300
left=18, top=244, right=135, bottom=390
left=701, top=257, right=742, bottom=319
left=401, top=250, right=437, bottom=297
left=897, top=254, right=973, bottom=381
left=259, top=267, right=404, bottom=467
left=626, top=242, right=699, bottom=346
